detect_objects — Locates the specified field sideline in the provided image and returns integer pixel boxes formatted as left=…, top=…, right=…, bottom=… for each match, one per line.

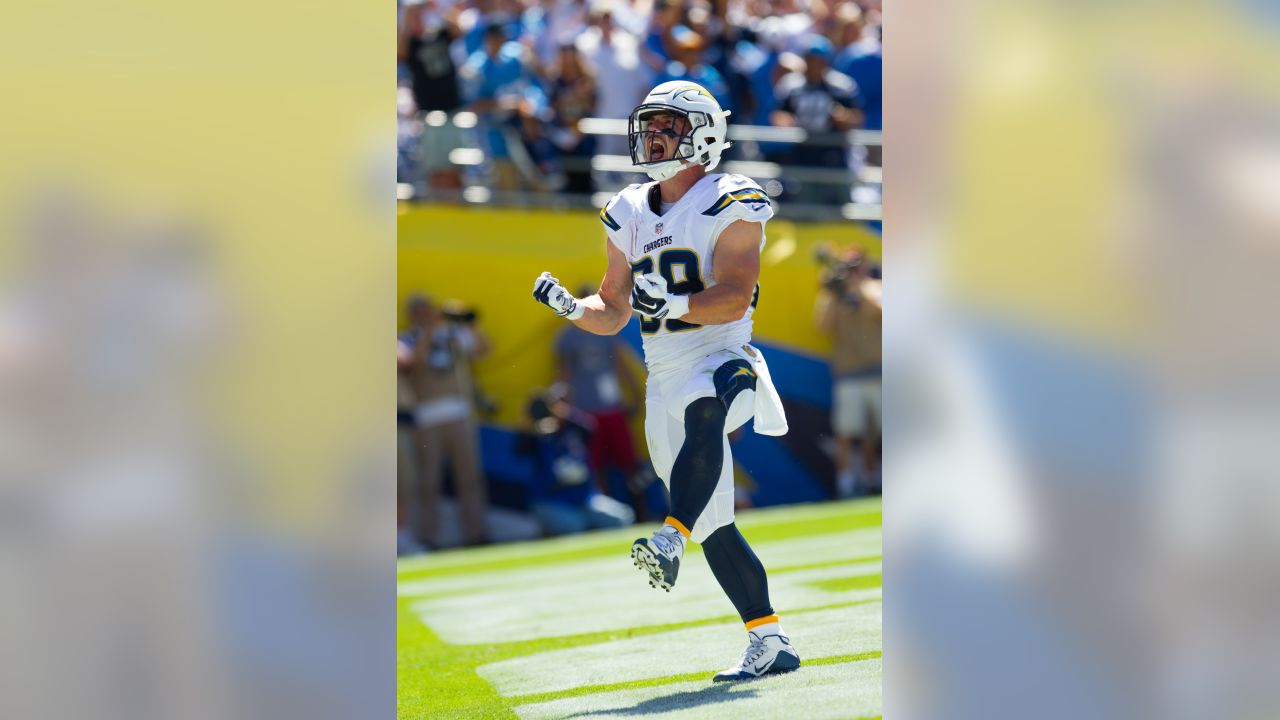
left=398, top=498, right=882, bottom=719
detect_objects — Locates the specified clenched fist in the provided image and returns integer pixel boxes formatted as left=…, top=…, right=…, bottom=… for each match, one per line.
left=532, top=271, right=584, bottom=320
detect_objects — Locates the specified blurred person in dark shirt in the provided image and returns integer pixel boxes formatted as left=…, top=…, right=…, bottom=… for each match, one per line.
left=397, top=294, right=492, bottom=547
left=399, top=0, right=466, bottom=190
left=548, top=43, right=600, bottom=194
left=401, top=0, right=463, bottom=115
left=814, top=245, right=882, bottom=497
left=398, top=338, right=425, bottom=555
left=772, top=34, right=863, bottom=203
left=517, top=386, right=636, bottom=536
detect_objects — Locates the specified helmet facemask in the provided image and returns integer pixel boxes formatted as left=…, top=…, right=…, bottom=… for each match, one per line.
left=628, top=104, right=713, bottom=181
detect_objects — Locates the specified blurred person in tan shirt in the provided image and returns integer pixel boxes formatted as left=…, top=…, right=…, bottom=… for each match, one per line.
left=397, top=294, right=492, bottom=547
left=397, top=356, right=424, bottom=555
left=815, top=245, right=882, bottom=497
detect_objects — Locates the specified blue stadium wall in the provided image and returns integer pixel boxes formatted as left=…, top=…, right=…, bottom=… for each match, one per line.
left=399, top=203, right=881, bottom=512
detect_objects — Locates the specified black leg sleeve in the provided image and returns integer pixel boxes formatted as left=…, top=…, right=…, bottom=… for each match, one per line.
left=702, top=523, right=774, bottom=624
left=667, top=396, right=727, bottom=532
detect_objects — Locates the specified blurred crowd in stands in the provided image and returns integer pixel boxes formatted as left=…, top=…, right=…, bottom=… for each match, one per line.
left=397, top=244, right=881, bottom=554
left=398, top=0, right=882, bottom=204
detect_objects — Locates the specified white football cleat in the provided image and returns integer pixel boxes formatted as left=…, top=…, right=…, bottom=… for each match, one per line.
left=712, top=630, right=801, bottom=682
left=631, top=525, right=684, bottom=591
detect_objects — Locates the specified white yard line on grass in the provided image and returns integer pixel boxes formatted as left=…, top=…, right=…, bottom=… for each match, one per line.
left=397, top=527, right=881, bottom=600
left=409, top=554, right=881, bottom=644
left=510, top=657, right=883, bottom=720
left=478, top=602, right=881, bottom=697
left=396, top=499, right=881, bottom=576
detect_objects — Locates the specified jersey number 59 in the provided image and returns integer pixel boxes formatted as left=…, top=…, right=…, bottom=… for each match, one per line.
left=631, top=250, right=704, bottom=334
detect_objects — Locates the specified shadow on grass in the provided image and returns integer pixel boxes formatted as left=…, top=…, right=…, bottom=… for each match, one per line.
left=567, top=682, right=757, bottom=717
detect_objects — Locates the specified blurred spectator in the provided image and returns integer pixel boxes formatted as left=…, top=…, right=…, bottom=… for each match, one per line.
left=771, top=34, right=863, bottom=203
left=400, top=0, right=466, bottom=190
left=398, top=340, right=425, bottom=555
left=460, top=2, right=518, bottom=59
left=398, top=294, right=492, bottom=547
left=397, top=86, right=424, bottom=185
left=576, top=5, right=649, bottom=158
left=393, top=0, right=881, bottom=214
left=461, top=22, right=552, bottom=191
left=763, top=0, right=815, bottom=47
left=606, top=0, right=649, bottom=37
left=641, top=0, right=686, bottom=73
left=834, top=6, right=881, bottom=132
left=833, top=2, right=881, bottom=60
left=686, top=1, right=749, bottom=137
left=814, top=245, right=882, bottom=497
left=838, top=46, right=880, bottom=132
left=548, top=43, right=600, bottom=194
left=516, top=386, right=636, bottom=536
left=728, top=27, right=789, bottom=160
left=555, top=293, right=651, bottom=518
left=656, top=27, right=732, bottom=114
left=683, top=0, right=730, bottom=73
left=525, top=0, right=591, bottom=69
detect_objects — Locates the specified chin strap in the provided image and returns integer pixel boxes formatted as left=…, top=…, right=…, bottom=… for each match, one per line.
left=645, top=156, right=700, bottom=182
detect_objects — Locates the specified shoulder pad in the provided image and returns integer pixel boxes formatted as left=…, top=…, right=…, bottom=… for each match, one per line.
left=598, top=203, right=623, bottom=231
left=701, top=176, right=772, bottom=217
left=599, top=183, right=647, bottom=232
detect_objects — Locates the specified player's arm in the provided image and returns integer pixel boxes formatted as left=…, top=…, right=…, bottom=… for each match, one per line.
left=681, top=220, right=762, bottom=325
left=572, top=240, right=634, bottom=335
left=532, top=239, right=633, bottom=336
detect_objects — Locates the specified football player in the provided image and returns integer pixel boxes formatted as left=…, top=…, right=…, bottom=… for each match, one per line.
left=532, top=81, right=800, bottom=682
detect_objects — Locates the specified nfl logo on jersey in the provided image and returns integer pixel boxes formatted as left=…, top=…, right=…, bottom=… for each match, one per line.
left=655, top=222, right=663, bottom=234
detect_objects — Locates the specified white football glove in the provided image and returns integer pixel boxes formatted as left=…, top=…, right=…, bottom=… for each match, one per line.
left=532, top=271, right=584, bottom=320
left=630, top=272, right=689, bottom=320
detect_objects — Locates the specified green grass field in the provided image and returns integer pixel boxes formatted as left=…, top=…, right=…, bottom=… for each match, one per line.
left=398, top=498, right=882, bottom=719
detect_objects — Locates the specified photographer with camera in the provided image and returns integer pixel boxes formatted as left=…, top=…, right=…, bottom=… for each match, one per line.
left=398, top=293, right=492, bottom=548
left=815, top=244, right=882, bottom=497
left=516, top=384, right=636, bottom=537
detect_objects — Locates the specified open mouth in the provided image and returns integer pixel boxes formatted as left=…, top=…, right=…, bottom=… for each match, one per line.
left=649, top=141, right=667, bottom=161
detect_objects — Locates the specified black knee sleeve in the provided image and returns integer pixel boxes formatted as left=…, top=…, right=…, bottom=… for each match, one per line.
left=667, top=397, right=727, bottom=532
left=702, top=523, right=774, bottom=623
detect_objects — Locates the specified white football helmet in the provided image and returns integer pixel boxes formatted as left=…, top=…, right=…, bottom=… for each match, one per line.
left=628, top=81, right=732, bottom=181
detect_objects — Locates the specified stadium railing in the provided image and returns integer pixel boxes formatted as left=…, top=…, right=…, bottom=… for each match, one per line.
left=399, top=112, right=882, bottom=223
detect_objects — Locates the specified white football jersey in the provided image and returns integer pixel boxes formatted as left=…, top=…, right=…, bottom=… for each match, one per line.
left=599, top=173, right=775, bottom=371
